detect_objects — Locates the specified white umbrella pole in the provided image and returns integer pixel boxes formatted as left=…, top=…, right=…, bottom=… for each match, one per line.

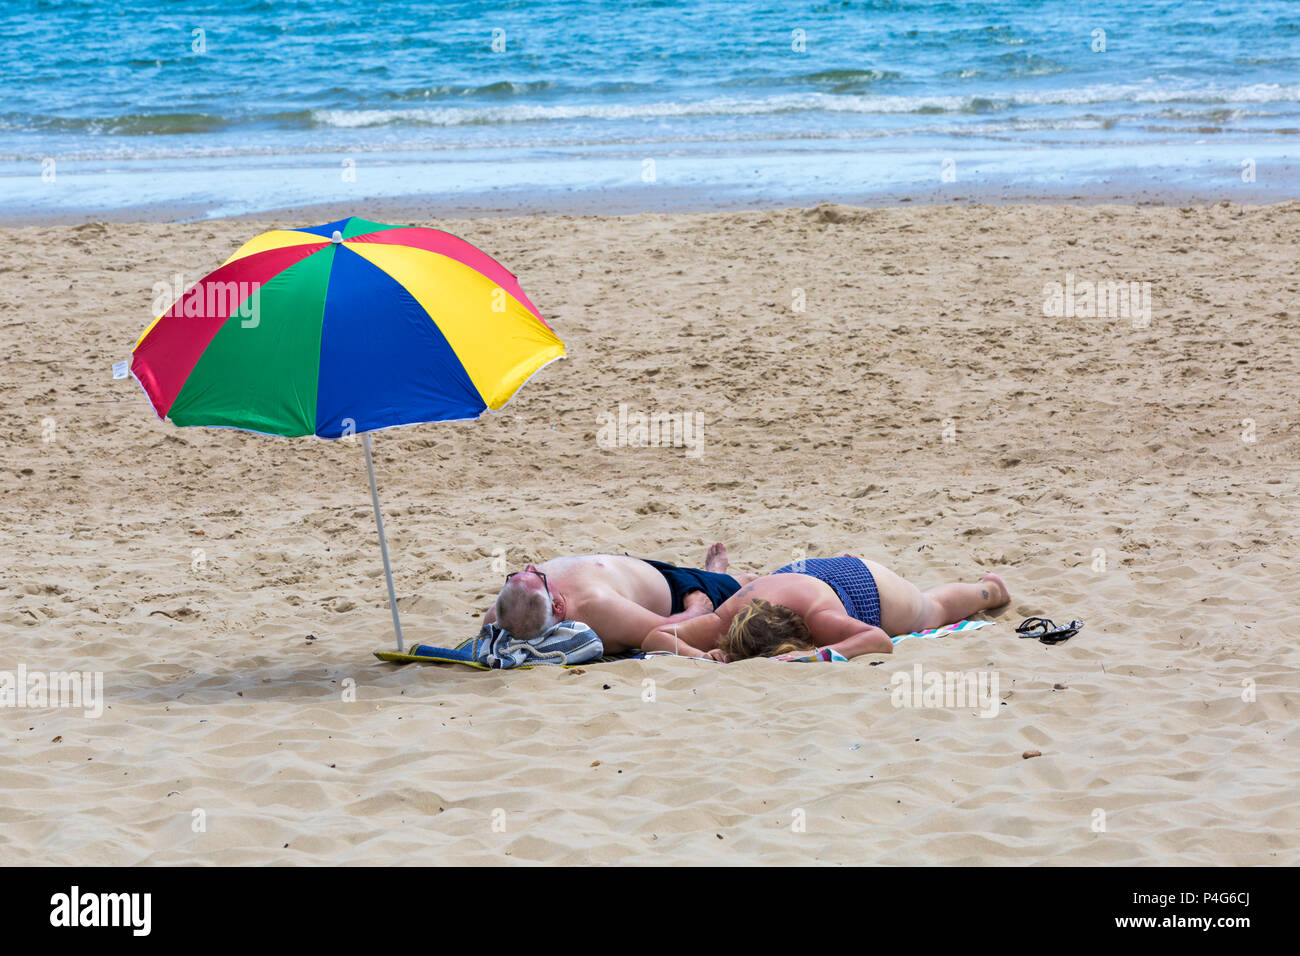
left=362, top=432, right=404, bottom=652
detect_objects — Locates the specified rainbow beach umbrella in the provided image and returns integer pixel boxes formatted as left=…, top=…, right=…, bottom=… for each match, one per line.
left=130, top=216, right=566, bottom=649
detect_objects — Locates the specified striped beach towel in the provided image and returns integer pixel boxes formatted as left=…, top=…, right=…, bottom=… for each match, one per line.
left=779, top=619, right=996, bottom=661
left=891, top=619, right=994, bottom=644
left=780, top=646, right=851, bottom=663
left=374, top=620, right=639, bottom=669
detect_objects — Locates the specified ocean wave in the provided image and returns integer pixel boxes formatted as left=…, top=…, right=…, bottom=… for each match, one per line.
left=0, top=120, right=1093, bottom=163
left=381, top=80, right=556, bottom=101
left=992, top=52, right=1067, bottom=77
left=0, top=112, right=237, bottom=135
left=309, top=83, right=1300, bottom=128
left=782, top=68, right=904, bottom=92
left=3, top=82, right=1297, bottom=142
left=1, top=112, right=1287, bottom=164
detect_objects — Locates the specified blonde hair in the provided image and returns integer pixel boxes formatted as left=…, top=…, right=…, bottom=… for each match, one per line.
left=718, top=599, right=815, bottom=661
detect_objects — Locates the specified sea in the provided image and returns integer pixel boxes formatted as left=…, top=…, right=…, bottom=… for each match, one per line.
left=2, top=0, right=1298, bottom=219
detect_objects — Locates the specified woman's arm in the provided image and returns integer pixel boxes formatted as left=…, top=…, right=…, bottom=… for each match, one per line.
left=805, top=607, right=894, bottom=658
left=827, top=628, right=894, bottom=658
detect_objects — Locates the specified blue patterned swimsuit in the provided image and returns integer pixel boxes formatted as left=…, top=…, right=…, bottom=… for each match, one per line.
left=772, top=555, right=882, bottom=628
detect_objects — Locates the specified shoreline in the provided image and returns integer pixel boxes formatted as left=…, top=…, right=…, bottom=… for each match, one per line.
left=6, top=178, right=1297, bottom=227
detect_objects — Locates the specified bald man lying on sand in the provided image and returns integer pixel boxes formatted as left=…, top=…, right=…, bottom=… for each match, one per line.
left=486, top=545, right=757, bottom=649
left=632, top=553, right=1010, bottom=661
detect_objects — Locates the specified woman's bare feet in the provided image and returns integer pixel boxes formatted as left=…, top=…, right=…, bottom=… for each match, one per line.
left=980, top=573, right=1010, bottom=607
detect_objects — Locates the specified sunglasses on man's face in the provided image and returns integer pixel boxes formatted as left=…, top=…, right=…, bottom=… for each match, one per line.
left=505, top=569, right=549, bottom=594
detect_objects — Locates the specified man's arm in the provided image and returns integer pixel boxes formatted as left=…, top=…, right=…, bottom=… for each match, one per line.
left=641, top=625, right=711, bottom=657
left=654, top=593, right=720, bottom=629
left=572, top=589, right=707, bottom=652
left=804, top=607, right=893, bottom=658
left=642, top=612, right=727, bottom=655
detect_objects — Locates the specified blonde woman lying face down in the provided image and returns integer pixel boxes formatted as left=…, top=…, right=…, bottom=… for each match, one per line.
left=619, top=554, right=1009, bottom=661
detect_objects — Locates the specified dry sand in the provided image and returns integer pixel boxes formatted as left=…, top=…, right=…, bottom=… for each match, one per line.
left=1, top=202, right=1297, bottom=865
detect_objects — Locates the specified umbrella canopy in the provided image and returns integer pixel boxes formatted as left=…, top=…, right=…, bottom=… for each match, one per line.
left=129, top=217, right=565, bottom=651
left=131, top=216, right=565, bottom=437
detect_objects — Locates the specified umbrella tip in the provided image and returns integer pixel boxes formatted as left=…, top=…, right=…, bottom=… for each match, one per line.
left=331, top=230, right=343, bottom=244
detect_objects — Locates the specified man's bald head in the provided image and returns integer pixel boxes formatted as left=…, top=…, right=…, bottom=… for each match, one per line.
left=493, top=577, right=557, bottom=640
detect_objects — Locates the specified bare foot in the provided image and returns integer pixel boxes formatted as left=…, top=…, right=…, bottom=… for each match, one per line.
left=704, top=542, right=728, bottom=573
left=980, top=573, right=1010, bottom=607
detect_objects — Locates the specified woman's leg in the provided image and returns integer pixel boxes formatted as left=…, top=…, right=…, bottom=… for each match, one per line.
left=914, top=573, right=1010, bottom=630
left=861, top=559, right=927, bottom=635
left=860, top=558, right=1011, bottom=635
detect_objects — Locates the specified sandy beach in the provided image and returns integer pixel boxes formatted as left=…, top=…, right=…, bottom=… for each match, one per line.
left=1, top=201, right=1296, bottom=865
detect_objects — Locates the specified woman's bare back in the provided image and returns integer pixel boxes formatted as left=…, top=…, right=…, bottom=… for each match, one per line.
left=713, top=574, right=845, bottom=627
